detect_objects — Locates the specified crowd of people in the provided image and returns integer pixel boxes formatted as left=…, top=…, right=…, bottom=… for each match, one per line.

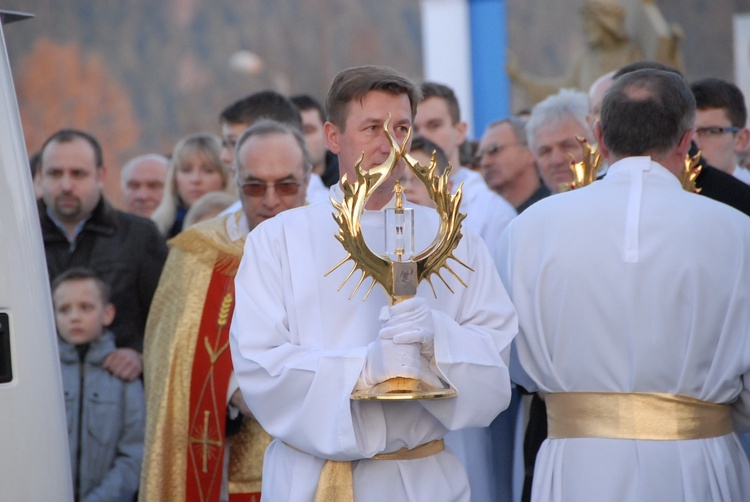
left=32, top=59, right=750, bottom=502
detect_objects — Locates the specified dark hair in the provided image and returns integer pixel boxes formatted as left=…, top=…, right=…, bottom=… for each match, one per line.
left=690, top=78, right=747, bottom=128
left=219, top=90, right=302, bottom=131
left=410, top=135, right=450, bottom=175
left=326, top=65, right=421, bottom=130
left=601, top=69, right=695, bottom=159
left=420, top=82, right=461, bottom=124
left=41, top=129, right=103, bottom=169
left=51, top=267, right=112, bottom=305
left=290, top=94, right=326, bottom=123
left=612, top=61, right=683, bottom=80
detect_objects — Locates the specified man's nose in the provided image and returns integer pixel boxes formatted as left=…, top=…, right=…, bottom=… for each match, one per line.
left=262, top=185, right=281, bottom=207
left=60, top=174, right=74, bottom=191
left=220, top=148, right=233, bottom=167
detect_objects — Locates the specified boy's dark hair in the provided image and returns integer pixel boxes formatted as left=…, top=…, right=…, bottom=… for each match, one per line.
left=420, top=82, right=461, bottom=124
left=51, top=268, right=112, bottom=305
left=410, top=135, right=450, bottom=175
left=290, top=94, right=326, bottom=123
left=690, top=78, right=748, bottom=128
left=219, top=90, right=302, bottom=131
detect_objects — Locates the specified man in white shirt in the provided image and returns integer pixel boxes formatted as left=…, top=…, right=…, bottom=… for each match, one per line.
left=414, top=82, right=516, bottom=255
left=414, top=82, right=518, bottom=501
left=230, top=65, right=516, bottom=502
left=497, top=68, right=750, bottom=502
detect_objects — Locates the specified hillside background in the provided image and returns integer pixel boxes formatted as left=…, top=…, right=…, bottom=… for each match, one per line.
left=2, top=0, right=748, bottom=204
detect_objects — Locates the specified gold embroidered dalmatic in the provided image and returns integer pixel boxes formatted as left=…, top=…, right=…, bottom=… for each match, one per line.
left=140, top=213, right=271, bottom=502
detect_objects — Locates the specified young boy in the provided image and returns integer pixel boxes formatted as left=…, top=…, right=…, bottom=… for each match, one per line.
left=52, top=268, right=144, bottom=501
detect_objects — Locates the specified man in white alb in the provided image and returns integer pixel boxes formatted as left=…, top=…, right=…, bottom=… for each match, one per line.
left=230, top=65, right=517, bottom=502
left=496, top=68, right=750, bottom=501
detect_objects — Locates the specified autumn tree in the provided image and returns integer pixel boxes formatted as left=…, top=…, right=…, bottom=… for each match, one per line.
left=16, top=38, right=140, bottom=205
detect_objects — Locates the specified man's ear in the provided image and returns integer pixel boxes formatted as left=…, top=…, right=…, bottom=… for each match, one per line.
left=103, top=303, right=115, bottom=327
left=96, top=165, right=107, bottom=190
left=676, top=128, right=694, bottom=160
left=455, top=120, right=468, bottom=145
left=593, top=120, right=610, bottom=159
left=734, top=127, right=750, bottom=154
left=324, top=121, right=341, bottom=154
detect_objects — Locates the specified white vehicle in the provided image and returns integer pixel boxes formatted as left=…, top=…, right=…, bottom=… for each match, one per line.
left=0, top=11, right=73, bottom=501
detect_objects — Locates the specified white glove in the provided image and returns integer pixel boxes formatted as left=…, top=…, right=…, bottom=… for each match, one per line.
left=378, top=297, right=435, bottom=353
left=362, top=336, right=422, bottom=387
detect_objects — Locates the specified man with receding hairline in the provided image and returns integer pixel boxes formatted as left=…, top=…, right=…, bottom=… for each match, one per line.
left=120, top=154, right=169, bottom=218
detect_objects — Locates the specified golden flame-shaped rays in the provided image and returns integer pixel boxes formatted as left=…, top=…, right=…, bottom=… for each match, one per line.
left=562, top=136, right=602, bottom=192
left=680, top=151, right=702, bottom=193
left=325, top=118, right=472, bottom=304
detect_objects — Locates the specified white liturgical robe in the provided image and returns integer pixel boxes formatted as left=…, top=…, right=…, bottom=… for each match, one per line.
left=451, top=167, right=516, bottom=256
left=230, top=185, right=516, bottom=502
left=495, top=157, right=750, bottom=502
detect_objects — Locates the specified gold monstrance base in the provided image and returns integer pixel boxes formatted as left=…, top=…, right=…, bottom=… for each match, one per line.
left=351, top=376, right=457, bottom=401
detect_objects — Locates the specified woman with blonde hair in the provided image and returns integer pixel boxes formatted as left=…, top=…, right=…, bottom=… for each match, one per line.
left=151, top=132, right=236, bottom=237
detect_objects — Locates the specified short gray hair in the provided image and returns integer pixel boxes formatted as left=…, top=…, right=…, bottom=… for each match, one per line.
left=120, top=154, right=169, bottom=191
left=233, top=119, right=312, bottom=179
left=526, top=89, right=591, bottom=153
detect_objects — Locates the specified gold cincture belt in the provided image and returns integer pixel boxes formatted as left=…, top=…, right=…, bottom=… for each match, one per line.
left=545, top=392, right=732, bottom=440
left=310, top=438, right=445, bottom=502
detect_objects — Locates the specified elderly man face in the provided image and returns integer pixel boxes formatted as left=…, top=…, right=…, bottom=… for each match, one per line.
left=121, top=155, right=169, bottom=217
left=532, top=116, right=590, bottom=193
left=236, top=131, right=309, bottom=229
left=478, top=122, right=536, bottom=194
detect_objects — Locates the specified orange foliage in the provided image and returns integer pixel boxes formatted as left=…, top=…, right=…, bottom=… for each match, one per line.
left=16, top=38, right=140, bottom=206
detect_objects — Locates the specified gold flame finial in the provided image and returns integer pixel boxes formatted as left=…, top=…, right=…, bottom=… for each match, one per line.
left=680, top=151, right=702, bottom=193
left=561, top=136, right=602, bottom=192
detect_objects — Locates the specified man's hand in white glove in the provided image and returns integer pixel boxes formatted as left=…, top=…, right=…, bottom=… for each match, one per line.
left=362, top=336, right=422, bottom=387
left=378, top=297, right=435, bottom=354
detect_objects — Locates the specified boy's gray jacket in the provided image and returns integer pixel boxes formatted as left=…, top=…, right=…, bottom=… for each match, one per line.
left=59, top=331, right=144, bottom=501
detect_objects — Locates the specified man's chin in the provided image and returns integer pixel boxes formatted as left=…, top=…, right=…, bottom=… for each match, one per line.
left=54, top=206, right=82, bottom=220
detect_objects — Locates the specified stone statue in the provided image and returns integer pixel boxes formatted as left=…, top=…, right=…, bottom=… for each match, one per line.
left=507, top=0, right=683, bottom=104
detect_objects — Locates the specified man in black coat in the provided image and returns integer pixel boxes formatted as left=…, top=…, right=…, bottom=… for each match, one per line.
left=38, top=128, right=167, bottom=380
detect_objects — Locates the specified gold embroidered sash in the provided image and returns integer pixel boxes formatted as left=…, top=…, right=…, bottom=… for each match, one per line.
left=306, top=439, right=445, bottom=502
left=545, top=392, right=732, bottom=440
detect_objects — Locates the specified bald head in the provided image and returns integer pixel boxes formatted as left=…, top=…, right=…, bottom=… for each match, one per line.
left=121, top=154, right=169, bottom=218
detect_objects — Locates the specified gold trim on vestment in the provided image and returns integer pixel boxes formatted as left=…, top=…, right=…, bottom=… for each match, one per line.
left=140, top=213, right=270, bottom=501
left=308, top=439, right=445, bottom=502
left=545, top=392, right=732, bottom=440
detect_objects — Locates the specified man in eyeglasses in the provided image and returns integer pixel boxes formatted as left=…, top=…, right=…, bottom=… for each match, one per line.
left=477, top=117, right=550, bottom=213
left=691, top=78, right=750, bottom=185
left=140, top=117, right=308, bottom=502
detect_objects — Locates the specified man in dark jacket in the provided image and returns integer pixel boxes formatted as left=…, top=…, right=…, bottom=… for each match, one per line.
left=38, top=128, right=167, bottom=381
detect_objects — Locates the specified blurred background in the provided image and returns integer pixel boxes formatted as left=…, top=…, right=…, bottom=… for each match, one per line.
left=3, top=0, right=750, bottom=205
